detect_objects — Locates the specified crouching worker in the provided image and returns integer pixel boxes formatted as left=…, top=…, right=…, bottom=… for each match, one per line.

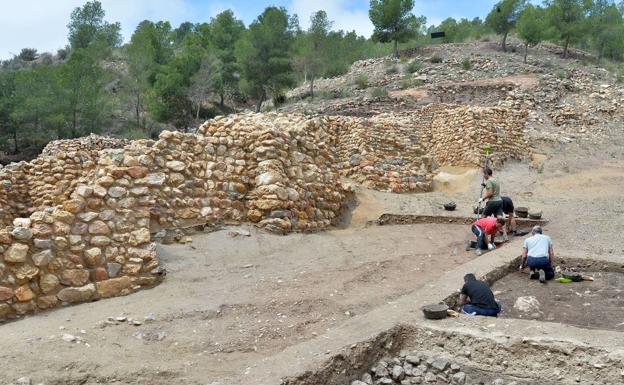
left=521, top=225, right=555, bottom=283
left=467, top=217, right=506, bottom=256
left=459, top=273, right=501, bottom=317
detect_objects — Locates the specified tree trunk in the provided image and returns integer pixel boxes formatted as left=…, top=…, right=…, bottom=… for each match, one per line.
left=12, top=129, right=18, bottom=154
left=309, top=77, right=314, bottom=99
left=219, top=93, right=224, bottom=108
left=256, top=90, right=266, bottom=113
left=393, top=39, right=399, bottom=58
left=72, top=109, right=77, bottom=137
left=563, top=35, right=570, bottom=58
left=136, top=90, right=141, bottom=129
left=502, top=32, right=508, bottom=52
left=524, top=43, right=528, bottom=63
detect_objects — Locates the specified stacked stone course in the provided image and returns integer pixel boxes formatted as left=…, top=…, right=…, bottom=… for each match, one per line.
left=0, top=104, right=528, bottom=319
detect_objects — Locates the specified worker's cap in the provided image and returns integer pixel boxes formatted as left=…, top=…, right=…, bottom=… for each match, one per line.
left=532, top=225, right=543, bottom=234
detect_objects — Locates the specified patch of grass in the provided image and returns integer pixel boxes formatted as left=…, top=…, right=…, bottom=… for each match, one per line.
left=354, top=74, right=369, bottom=89
left=399, top=55, right=409, bottom=63
left=413, top=78, right=425, bottom=86
left=555, top=69, right=568, bottom=79
left=537, top=163, right=544, bottom=174
left=400, top=74, right=412, bottom=90
left=385, top=65, right=399, bottom=75
left=370, top=87, right=388, bottom=98
left=319, top=88, right=353, bottom=99
left=461, top=58, right=472, bottom=70
left=406, top=60, right=422, bottom=73
left=429, top=54, right=443, bottom=63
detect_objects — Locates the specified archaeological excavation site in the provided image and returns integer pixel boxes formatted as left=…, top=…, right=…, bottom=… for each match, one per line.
left=2, top=41, right=624, bottom=385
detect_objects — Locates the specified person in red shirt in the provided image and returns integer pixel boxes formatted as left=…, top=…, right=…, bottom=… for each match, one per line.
left=467, top=217, right=506, bottom=255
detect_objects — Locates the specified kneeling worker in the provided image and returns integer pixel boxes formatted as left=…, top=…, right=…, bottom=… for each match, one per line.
left=467, top=216, right=506, bottom=255
left=521, top=225, right=555, bottom=283
left=459, top=273, right=501, bottom=317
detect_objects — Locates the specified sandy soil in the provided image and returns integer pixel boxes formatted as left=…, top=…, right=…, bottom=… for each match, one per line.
left=0, top=221, right=475, bottom=385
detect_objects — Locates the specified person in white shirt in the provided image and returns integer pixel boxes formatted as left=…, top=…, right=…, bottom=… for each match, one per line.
left=521, top=225, right=554, bottom=283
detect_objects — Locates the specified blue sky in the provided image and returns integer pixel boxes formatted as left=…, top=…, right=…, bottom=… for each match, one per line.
left=0, top=0, right=505, bottom=60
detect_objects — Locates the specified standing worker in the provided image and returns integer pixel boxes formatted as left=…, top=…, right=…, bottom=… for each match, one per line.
left=501, top=196, right=517, bottom=237
left=479, top=167, right=503, bottom=218
left=467, top=216, right=506, bottom=256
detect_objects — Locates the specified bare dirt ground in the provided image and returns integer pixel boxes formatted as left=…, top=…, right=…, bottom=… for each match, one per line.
left=0, top=215, right=476, bottom=385
left=494, top=270, right=624, bottom=331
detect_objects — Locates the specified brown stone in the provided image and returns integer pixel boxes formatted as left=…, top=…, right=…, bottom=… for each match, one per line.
left=12, top=301, right=36, bottom=315
left=4, top=243, right=29, bottom=263
left=95, top=276, right=131, bottom=298
left=52, top=210, right=75, bottom=223
left=88, top=221, right=110, bottom=235
left=127, top=166, right=148, bottom=178
left=37, top=295, right=59, bottom=309
left=0, top=303, right=12, bottom=318
left=0, top=286, right=14, bottom=301
left=31, top=222, right=53, bottom=237
left=63, top=199, right=85, bottom=213
left=14, top=264, right=39, bottom=281
left=129, top=228, right=151, bottom=246
left=57, top=284, right=96, bottom=303
left=61, top=269, right=90, bottom=286
left=93, top=267, right=108, bottom=281
left=90, top=236, right=112, bottom=246
left=15, top=285, right=35, bottom=302
left=122, top=263, right=142, bottom=275
left=39, top=274, right=60, bottom=294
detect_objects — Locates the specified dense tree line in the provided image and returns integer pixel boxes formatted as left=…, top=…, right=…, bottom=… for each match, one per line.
left=1, top=0, right=624, bottom=157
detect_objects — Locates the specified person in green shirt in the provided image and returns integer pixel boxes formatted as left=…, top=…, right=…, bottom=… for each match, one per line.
left=479, top=166, right=503, bottom=218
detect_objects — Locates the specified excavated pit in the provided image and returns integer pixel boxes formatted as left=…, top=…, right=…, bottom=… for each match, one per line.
left=282, top=324, right=623, bottom=385
left=494, top=258, right=624, bottom=331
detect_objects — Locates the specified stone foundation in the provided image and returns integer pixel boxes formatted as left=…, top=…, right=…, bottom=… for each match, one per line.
left=0, top=104, right=529, bottom=319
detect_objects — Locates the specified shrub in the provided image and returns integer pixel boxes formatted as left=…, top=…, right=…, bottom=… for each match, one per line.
left=370, top=87, right=388, bottom=98
left=56, top=47, right=69, bottom=61
left=399, top=55, right=409, bottom=63
left=413, top=78, right=425, bottom=86
left=385, top=65, right=398, bottom=75
left=555, top=69, right=567, bottom=79
left=461, top=58, right=472, bottom=70
left=429, top=54, right=442, bottom=63
left=401, top=78, right=412, bottom=90
left=354, top=74, right=369, bottom=89
left=406, top=60, right=422, bottom=73
left=272, top=94, right=286, bottom=107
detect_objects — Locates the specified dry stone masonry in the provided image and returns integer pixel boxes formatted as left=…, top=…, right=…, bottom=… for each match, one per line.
left=0, top=105, right=528, bottom=319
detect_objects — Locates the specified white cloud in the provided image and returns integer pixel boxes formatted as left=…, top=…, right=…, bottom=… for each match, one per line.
left=0, top=0, right=231, bottom=60
left=290, top=0, right=373, bottom=37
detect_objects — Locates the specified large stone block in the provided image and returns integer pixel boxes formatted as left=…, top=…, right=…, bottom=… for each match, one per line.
left=4, top=243, right=29, bottom=263
left=57, top=284, right=96, bottom=303
left=96, top=276, right=131, bottom=298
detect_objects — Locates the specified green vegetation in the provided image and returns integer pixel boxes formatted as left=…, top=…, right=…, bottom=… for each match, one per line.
left=461, top=58, right=472, bottom=70
left=354, top=74, right=369, bottom=89
left=2, top=0, right=624, bottom=157
left=485, top=0, right=526, bottom=52
left=370, top=87, right=389, bottom=98
left=385, top=65, right=399, bottom=74
left=406, top=60, right=422, bottom=73
left=516, top=4, right=546, bottom=63
left=430, top=54, right=443, bottom=63
left=369, top=0, right=424, bottom=58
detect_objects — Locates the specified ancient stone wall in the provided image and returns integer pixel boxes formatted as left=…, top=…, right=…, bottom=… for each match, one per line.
left=0, top=105, right=528, bottom=319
